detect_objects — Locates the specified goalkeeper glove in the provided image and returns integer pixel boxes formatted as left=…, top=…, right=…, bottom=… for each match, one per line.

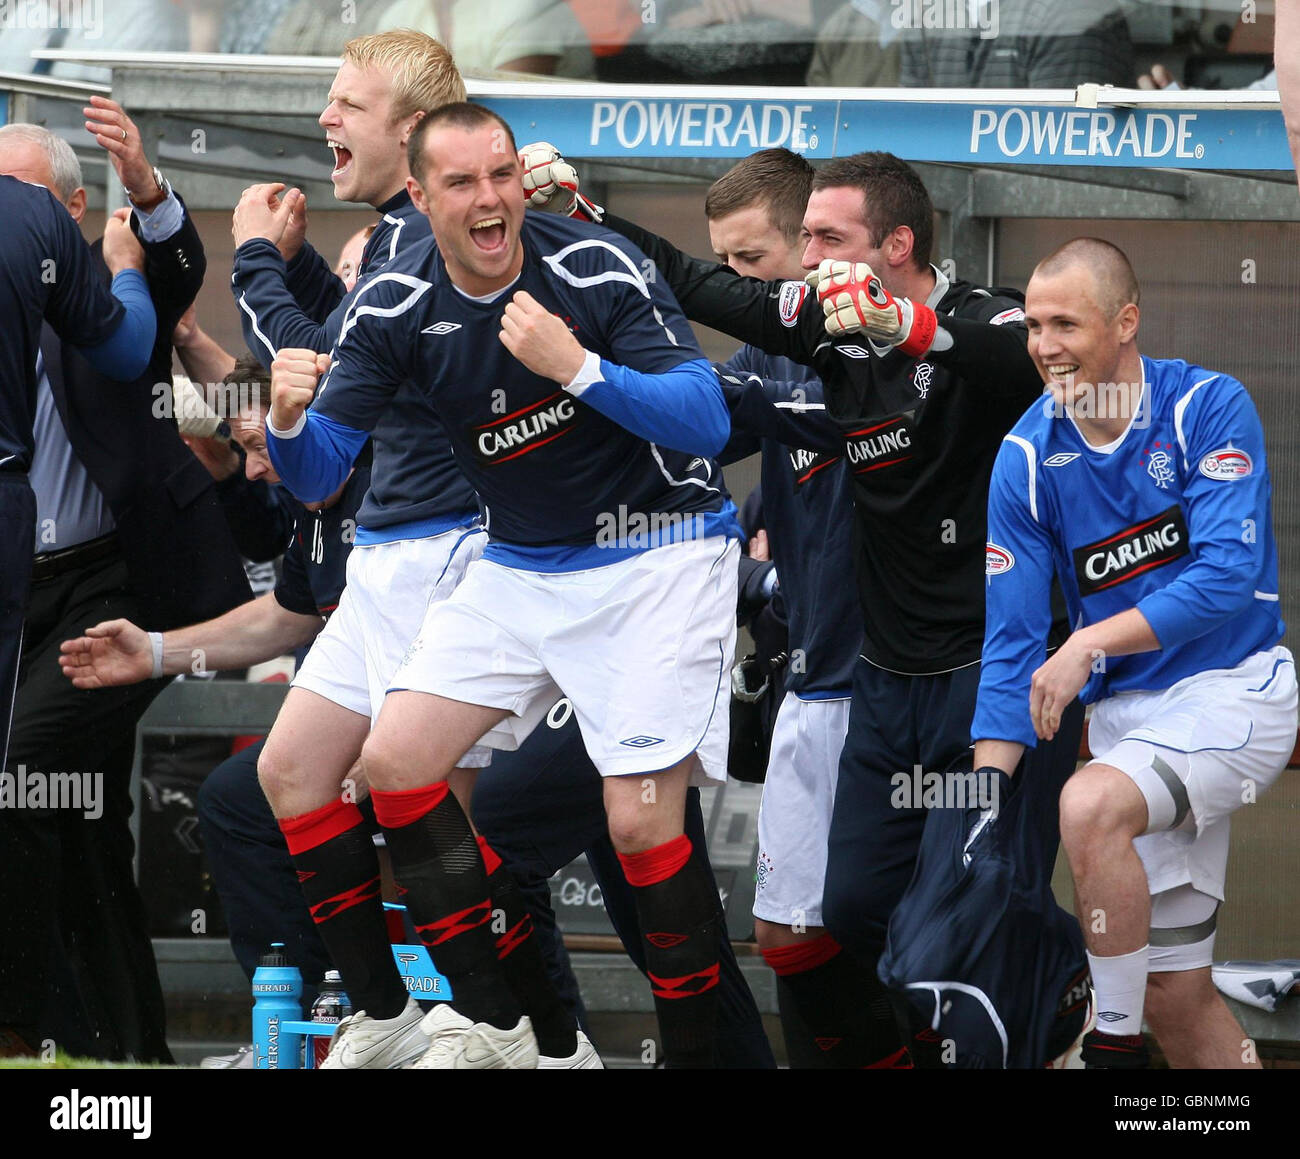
left=518, top=141, right=604, bottom=223
left=806, top=259, right=937, bottom=356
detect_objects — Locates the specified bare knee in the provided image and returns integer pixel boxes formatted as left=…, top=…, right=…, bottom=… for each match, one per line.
left=257, top=738, right=323, bottom=813
left=1059, top=764, right=1145, bottom=852
left=358, top=730, right=408, bottom=794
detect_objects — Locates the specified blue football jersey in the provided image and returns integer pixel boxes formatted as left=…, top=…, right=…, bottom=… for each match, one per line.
left=973, top=357, right=1284, bottom=747
left=270, top=212, right=737, bottom=570
left=719, top=345, right=862, bottom=695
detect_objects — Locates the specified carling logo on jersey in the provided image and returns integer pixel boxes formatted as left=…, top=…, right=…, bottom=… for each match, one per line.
left=1200, top=445, right=1253, bottom=481
left=472, top=391, right=579, bottom=465
left=789, top=447, right=840, bottom=489
left=1073, top=505, right=1189, bottom=595
left=843, top=415, right=914, bottom=474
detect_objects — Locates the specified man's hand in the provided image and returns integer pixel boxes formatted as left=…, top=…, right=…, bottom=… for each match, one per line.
left=1029, top=638, right=1094, bottom=741
left=517, top=141, right=603, bottom=222
left=270, top=348, right=330, bottom=432
left=232, top=183, right=298, bottom=251
left=279, top=189, right=308, bottom=261
left=102, top=207, right=145, bottom=274
left=805, top=259, right=937, bottom=355
left=59, top=619, right=154, bottom=689
left=499, top=291, right=587, bottom=383
left=84, top=95, right=163, bottom=209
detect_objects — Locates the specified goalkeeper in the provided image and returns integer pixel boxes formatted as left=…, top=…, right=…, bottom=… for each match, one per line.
left=522, top=145, right=1087, bottom=1065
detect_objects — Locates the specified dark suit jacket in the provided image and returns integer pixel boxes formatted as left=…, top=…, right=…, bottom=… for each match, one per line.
left=39, top=197, right=251, bottom=628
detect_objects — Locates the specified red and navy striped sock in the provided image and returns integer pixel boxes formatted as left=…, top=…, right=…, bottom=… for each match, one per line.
left=620, top=834, right=720, bottom=1069
left=477, top=835, right=578, bottom=1059
left=279, top=798, right=407, bottom=1020
left=762, top=934, right=910, bottom=1069
left=372, top=782, right=520, bottom=1030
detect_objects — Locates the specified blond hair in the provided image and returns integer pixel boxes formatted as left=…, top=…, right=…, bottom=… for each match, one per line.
left=341, top=29, right=465, bottom=123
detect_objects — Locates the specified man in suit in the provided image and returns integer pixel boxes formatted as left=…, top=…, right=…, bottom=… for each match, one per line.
left=0, top=104, right=250, bottom=1062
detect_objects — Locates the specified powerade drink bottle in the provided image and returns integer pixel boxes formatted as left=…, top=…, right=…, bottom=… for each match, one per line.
left=310, top=971, right=353, bottom=1067
left=252, top=943, right=302, bottom=1069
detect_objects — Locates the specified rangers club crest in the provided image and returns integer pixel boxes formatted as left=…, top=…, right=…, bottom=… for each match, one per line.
left=911, top=361, right=934, bottom=398
left=1141, top=441, right=1176, bottom=490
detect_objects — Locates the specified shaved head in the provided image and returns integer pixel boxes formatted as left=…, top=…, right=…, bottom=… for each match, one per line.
left=1032, top=237, right=1139, bottom=320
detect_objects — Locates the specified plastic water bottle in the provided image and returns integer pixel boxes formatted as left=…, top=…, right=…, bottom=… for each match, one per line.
left=309, top=971, right=353, bottom=1067
left=252, top=943, right=303, bottom=1069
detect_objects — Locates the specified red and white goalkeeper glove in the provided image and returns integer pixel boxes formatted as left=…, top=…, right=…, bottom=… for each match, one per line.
left=805, top=259, right=937, bottom=356
left=518, top=141, right=604, bottom=223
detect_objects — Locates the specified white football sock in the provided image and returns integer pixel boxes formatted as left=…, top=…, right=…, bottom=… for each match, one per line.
left=1087, top=945, right=1149, bottom=1036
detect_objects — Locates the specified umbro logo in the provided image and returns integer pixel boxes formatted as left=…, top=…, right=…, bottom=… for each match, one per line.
left=1096, top=1010, right=1127, bottom=1023
left=619, top=735, right=664, bottom=748
left=1043, top=453, right=1080, bottom=467
left=836, top=345, right=871, bottom=359
left=421, top=321, right=462, bottom=335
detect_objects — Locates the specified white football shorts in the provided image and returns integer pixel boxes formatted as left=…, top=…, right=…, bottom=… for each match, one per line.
left=389, top=535, right=739, bottom=782
left=293, top=525, right=492, bottom=767
left=1088, top=645, right=1296, bottom=900
left=753, top=690, right=850, bottom=927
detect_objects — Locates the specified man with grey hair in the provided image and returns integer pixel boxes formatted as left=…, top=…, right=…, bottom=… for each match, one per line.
left=0, top=100, right=249, bottom=1062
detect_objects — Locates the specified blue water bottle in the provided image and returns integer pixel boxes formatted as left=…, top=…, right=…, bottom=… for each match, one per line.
left=252, top=943, right=303, bottom=1069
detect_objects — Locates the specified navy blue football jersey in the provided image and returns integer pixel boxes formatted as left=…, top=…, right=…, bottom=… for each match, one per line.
left=274, top=445, right=371, bottom=619
left=719, top=346, right=862, bottom=695
left=270, top=212, right=738, bottom=570
left=233, top=190, right=478, bottom=536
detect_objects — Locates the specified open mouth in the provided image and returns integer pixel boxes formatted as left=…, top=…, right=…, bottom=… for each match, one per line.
left=327, top=138, right=353, bottom=179
left=470, top=217, right=507, bottom=252
left=1046, top=362, right=1079, bottom=383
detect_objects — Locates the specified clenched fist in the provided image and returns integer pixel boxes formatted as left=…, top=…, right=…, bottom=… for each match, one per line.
left=805, top=259, right=936, bottom=355
left=517, top=141, right=603, bottom=223
left=499, top=291, right=586, bottom=383
left=270, top=348, right=331, bottom=433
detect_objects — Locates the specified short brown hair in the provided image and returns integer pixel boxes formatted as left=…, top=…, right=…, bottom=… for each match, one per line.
left=407, top=102, right=518, bottom=185
left=812, top=152, right=934, bottom=271
left=341, top=29, right=465, bottom=123
left=704, top=148, right=814, bottom=245
left=214, top=353, right=272, bottom=420
left=1033, top=237, right=1140, bottom=317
